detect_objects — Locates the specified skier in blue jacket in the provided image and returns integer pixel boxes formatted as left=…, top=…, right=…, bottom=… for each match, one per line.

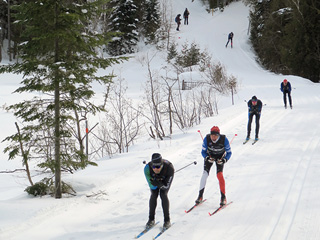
left=280, top=79, right=292, bottom=109
left=225, top=32, right=234, bottom=48
left=195, top=126, right=232, bottom=206
left=144, top=153, right=174, bottom=230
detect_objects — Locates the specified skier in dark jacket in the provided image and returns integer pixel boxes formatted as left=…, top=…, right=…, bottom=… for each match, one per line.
left=246, top=96, right=263, bottom=140
left=280, top=79, right=292, bottom=109
left=195, top=126, right=232, bottom=206
left=175, top=14, right=181, bottom=31
left=183, top=8, right=190, bottom=25
left=144, top=153, right=174, bottom=230
left=225, top=32, right=234, bottom=48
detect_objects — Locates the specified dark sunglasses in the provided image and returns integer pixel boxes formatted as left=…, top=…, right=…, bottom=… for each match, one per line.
left=152, top=164, right=162, bottom=169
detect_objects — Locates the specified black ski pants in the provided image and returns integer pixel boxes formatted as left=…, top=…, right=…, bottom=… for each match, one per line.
left=184, top=17, right=189, bottom=25
left=226, top=38, right=233, bottom=47
left=283, top=90, right=292, bottom=107
left=149, top=188, right=170, bottom=222
left=247, top=112, right=260, bottom=138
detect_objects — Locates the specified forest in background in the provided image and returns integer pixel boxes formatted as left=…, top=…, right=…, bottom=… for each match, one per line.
left=1, top=0, right=318, bottom=82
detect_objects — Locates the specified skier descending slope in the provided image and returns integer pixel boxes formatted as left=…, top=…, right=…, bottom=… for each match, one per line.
left=246, top=96, right=263, bottom=142
left=195, top=126, right=232, bottom=206
left=144, top=153, right=174, bottom=230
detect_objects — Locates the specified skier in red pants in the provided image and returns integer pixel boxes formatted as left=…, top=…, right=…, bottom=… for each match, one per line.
left=195, top=126, right=232, bottom=206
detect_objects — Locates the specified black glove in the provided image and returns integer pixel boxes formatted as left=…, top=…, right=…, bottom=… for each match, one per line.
left=150, top=178, right=164, bottom=188
left=205, top=156, right=215, bottom=163
left=216, top=158, right=227, bottom=165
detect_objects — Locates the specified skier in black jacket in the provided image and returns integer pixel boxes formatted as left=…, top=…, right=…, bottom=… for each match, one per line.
left=175, top=14, right=181, bottom=31
left=144, top=153, right=174, bottom=230
left=246, top=96, right=263, bottom=141
left=183, top=8, right=190, bottom=25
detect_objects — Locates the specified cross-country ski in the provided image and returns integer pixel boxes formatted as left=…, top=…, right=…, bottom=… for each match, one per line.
left=135, top=221, right=159, bottom=239
left=185, top=199, right=207, bottom=213
left=208, top=201, right=233, bottom=216
left=153, top=223, right=174, bottom=239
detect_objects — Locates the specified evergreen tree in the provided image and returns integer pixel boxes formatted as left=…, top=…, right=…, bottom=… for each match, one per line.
left=106, top=0, right=139, bottom=56
left=0, top=0, right=124, bottom=198
left=133, top=0, right=145, bottom=39
left=250, top=0, right=320, bottom=82
left=142, top=0, right=161, bottom=44
left=283, top=0, right=320, bottom=82
left=249, top=0, right=272, bottom=68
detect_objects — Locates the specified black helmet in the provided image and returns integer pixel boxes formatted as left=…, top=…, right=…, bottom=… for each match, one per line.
left=151, top=153, right=163, bottom=167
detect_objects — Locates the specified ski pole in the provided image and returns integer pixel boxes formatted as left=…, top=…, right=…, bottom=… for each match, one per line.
left=229, top=133, right=237, bottom=144
left=197, top=130, right=203, bottom=140
left=175, top=161, right=197, bottom=173
left=143, top=160, right=197, bottom=173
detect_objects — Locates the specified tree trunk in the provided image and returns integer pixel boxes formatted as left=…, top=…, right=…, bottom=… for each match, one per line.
left=7, top=0, right=12, bottom=61
left=54, top=2, right=61, bottom=199
left=15, top=122, right=33, bottom=186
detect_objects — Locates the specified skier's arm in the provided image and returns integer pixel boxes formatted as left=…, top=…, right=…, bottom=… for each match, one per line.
left=280, top=83, right=284, bottom=92
left=224, top=138, right=232, bottom=161
left=144, top=164, right=157, bottom=190
left=201, top=136, right=209, bottom=158
left=161, top=163, right=174, bottom=190
left=258, top=100, right=263, bottom=113
left=248, top=101, right=253, bottom=113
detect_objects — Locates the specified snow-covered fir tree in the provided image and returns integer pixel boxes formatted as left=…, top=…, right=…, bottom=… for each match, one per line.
left=106, top=0, right=139, bottom=56
left=142, top=0, right=160, bottom=44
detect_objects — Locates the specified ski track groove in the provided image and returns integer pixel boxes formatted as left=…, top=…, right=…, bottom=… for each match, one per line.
left=268, top=128, right=319, bottom=240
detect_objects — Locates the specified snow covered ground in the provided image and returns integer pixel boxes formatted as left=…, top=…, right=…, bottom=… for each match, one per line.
left=1, top=1, right=320, bottom=240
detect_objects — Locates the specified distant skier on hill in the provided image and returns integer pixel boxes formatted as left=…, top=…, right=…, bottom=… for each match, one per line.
left=175, top=14, right=181, bottom=31
left=195, top=126, right=232, bottom=207
left=225, top=32, right=234, bottom=48
left=183, top=8, right=190, bottom=25
left=246, top=96, right=263, bottom=141
left=280, top=79, right=292, bottom=109
left=144, top=153, right=174, bottom=230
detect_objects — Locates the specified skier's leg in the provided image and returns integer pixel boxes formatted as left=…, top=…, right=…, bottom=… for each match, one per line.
left=255, top=114, right=260, bottom=139
left=149, top=188, right=160, bottom=220
left=283, top=93, right=287, bottom=107
left=216, top=164, right=225, bottom=196
left=198, top=160, right=213, bottom=197
left=247, top=113, right=253, bottom=138
left=288, top=92, right=292, bottom=107
left=160, top=189, right=170, bottom=222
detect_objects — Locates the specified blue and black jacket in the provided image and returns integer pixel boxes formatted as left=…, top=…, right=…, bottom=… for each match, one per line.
left=201, top=134, right=232, bottom=162
left=281, top=82, right=292, bottom=92
left=248, top=99, right=262, bottom=115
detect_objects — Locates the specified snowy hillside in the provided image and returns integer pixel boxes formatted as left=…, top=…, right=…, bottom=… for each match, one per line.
left=1, top=1, right=320, bottom=240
